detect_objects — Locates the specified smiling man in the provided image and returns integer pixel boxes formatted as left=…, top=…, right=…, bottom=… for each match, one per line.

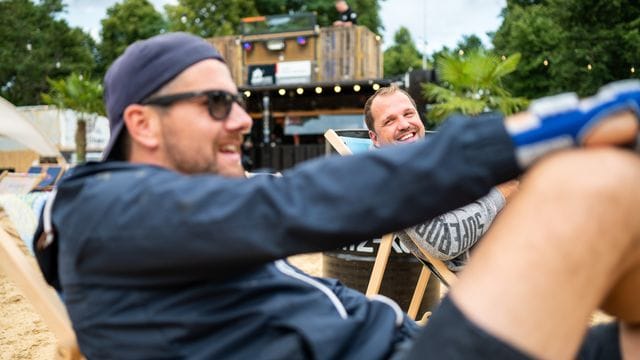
left=365, top=84, right=517, bottom=272
left=365, top=85, right=425, bottom=147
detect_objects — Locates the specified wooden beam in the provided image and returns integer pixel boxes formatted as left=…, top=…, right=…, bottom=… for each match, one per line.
left=248, top=108, right=363, bottom=119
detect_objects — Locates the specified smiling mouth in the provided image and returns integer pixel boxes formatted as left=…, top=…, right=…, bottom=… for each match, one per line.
left=219, top=144, right=240, bottom=154
left=397, top=132, right=416, bottom=142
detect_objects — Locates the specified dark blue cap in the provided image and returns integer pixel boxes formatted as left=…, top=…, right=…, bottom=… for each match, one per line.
left=102, top=32, right=225, bottom=161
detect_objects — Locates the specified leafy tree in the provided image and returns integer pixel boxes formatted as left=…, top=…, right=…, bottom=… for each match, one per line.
left=166, top=0, right=259, bottom=37
left=423, top=50, right=528, bottom=122
left=253, top=0, right=333, bottom=27
left=347, top=0, right=383, bottom=34
left=493, top=1, right=564, bottom=98
left=41, top=73, right=105, bottom=163
left=0, top=0, right=95, bottom=105
left=456, top=35, right=484, bottom=55
left=547, top=0, right=640, bottom=96
left=429, top=34, right=487, bottom=69
left=98, top=0, right=167, bottom=76
left=166, top=0, right=383, bottom=38
left=383, top=27, right=423, bottom=77
left=253, top=0, right=383, bottom=34
left=493, top=0, right=640, bottom=97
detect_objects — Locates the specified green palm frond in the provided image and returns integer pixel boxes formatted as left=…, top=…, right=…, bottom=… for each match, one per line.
left=429, top=97, right=487, bottom=122
left=425, top=50, right=528, bottom=123
left=42, top=73, right=104, bottom=117
left=492, top=52, right=521, bottom=80
left=423, top=83, right=456, bottom=103
left=492, top=96, right=530, bottom=116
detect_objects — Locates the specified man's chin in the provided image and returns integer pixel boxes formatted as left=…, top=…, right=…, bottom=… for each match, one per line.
left=217, top=162, right=245, bottom=178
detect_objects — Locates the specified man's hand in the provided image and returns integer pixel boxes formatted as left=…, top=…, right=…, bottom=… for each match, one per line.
left=506, top=80, right=640, bottom=168
left=582, top=110, right=639, bottom=146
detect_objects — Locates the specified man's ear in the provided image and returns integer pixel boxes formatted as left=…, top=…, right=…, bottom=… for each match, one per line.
left=368, top=130, right=380, bottom=147
left=122, top=104, right=161, bottom=151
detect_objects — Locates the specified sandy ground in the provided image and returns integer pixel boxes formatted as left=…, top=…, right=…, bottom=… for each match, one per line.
left=0, top=272, right=56, bottom=360
left=0, top=251, right=613, bottom=359
left=0, top=225, right=56, bottom=360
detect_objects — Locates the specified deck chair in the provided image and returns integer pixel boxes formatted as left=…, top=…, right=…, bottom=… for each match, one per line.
left=0, top=221, right=82, bottom=359
left=324, top=129, right=457, bottom=319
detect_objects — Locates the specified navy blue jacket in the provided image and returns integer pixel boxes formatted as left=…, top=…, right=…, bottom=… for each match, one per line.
left=35, top=115, right=520, bottom=359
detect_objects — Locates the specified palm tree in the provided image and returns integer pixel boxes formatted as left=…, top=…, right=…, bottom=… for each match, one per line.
left=423, top=50, right=529, bottom=123
left=42, top=73, right=105, bottom=163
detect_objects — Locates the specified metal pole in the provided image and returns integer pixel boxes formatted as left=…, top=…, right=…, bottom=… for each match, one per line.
left=422, top=0, right=427, bottom=70
left=262, top=94, right=270, bottom=144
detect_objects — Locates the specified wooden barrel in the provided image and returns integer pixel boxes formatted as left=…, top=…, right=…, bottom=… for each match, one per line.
left=323, top=235, right=441, bottom=316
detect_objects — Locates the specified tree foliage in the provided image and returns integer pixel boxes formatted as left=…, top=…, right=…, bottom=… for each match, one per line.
left=98, top=0, right=167, bottom=76
left=0, top=0, right=95, bottom=105
left=346, top=0, right=383, bottom=34
left=493, top=0, right=640, bottom=97
left=165, top=0, right=383, bottom=37
left=254, top=0, right=383, bottom=34
left=165, top=0, right=259, bottom=37
left=429, top=34, right=488, bottom=69
left=383, top=27, right=423, bottom=77
left=41, top=73, right=105, bottom=163
left=423, top=51, right=528, bottom=122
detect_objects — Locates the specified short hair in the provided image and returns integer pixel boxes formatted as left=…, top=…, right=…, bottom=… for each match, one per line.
left=363, top=84, right=417, bottom=131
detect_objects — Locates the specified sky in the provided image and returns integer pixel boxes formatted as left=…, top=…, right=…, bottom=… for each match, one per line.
left=62, top=0, right=506, bottom=56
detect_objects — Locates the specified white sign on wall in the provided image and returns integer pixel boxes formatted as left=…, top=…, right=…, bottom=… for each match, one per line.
left=276, top=61, right=312, bottom=84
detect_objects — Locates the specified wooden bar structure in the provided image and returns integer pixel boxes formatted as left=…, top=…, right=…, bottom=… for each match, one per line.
left=208, top=25, right=383, bottom=87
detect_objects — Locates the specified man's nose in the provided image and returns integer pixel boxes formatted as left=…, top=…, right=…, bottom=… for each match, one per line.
left=225, top=103, right=253, bottom=132
left=397, top=116, right=411, bottom=129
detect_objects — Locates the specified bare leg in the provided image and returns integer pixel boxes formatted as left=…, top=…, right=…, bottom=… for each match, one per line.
left=450, top=148, right=640, bottom=359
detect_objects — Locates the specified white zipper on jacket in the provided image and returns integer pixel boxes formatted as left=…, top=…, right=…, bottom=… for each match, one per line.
left=41, top=189, right=58, bottom=249
left=274, top=260, right=348, bottom=319
left=370, top=294, right=404, bottom=326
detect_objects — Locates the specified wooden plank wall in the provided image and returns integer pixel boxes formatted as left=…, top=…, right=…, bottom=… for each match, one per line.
left=207, top=36, right=243, bottom=86
left=208, top=25, right=382, bottom=86
left=317, top=26, right=381, bottom=82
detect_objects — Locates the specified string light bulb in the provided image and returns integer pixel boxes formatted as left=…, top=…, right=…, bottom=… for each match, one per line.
left=587, top=64, right=592, bottom=71
left=372, top=83, right=380, bottom=91
left=315, top=87, right=323, bottom=94
left=278, top=89, right=286, bottom=96
left=353, top=84, right=361, bottom=92
left=543, top=59, right=549, bottom=66
left=296, top=88, right=304, bottom=95
left=243, top=90, right=251, bottom=98
left=334, top=85, right=342, bottom=93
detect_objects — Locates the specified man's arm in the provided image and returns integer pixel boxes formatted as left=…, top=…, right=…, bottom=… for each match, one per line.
left=398, top=187, right=505, bottom=261
left=52, top=115, right=519, bottom=283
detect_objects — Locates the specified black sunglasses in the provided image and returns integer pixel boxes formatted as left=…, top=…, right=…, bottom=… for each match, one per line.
left=141, top=90, right=246, bottom=121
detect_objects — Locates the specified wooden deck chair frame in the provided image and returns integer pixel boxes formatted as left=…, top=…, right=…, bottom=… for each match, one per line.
left=0, top=227, right=83, bottom=359
left=325, top=129, right=457, bottom=319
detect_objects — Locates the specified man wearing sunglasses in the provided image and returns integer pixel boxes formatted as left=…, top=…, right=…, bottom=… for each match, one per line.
left=35, top=32, right=640, bottom=359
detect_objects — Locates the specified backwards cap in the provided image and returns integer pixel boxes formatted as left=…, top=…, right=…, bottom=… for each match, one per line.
left=102, top=32, right=224, bottom=161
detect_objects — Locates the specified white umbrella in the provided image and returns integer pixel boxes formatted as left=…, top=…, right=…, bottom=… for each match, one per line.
left=0, top=97, right=62, bottom=159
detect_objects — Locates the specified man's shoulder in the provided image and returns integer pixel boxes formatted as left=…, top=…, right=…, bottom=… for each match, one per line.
left=62, top=162, right=170, bottom=183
